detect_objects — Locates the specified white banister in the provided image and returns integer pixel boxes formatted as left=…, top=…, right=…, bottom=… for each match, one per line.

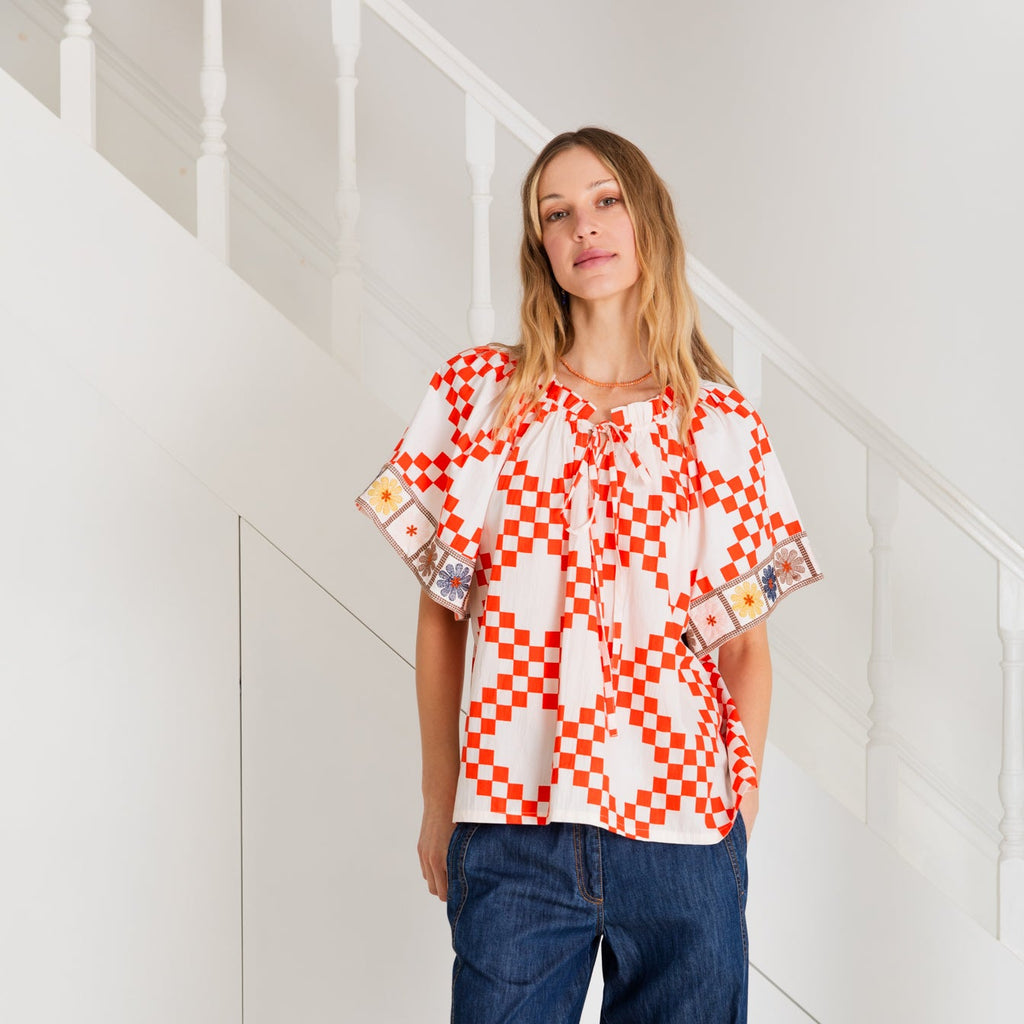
left=866, top=449, right=900, bottom=845
left=998, top=563, right=1024, bottom=955
left=331, top=0, right=362, bottom=373
left=731, top=327, right=762, bottom=408
left=465, top=94, right=495, bottom=347
left=197, top=0, right=229, bottom=261
left=59, top=1, right=95, bottom=147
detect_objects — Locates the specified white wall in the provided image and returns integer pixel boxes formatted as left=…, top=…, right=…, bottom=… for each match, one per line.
left=0, top=308, right=241, bottom=1023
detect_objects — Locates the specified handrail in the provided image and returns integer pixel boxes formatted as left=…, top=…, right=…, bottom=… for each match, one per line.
left=365, top=0, right=1024, bottom=580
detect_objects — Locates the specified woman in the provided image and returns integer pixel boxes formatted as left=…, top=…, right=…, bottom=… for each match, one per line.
left=357, top=127, right=821, bottom=1024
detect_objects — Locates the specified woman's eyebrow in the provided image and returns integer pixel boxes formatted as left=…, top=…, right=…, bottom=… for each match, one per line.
left=539, top=179, right=617, bottom=204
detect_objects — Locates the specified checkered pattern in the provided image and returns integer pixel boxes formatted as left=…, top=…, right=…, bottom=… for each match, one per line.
left=462, top=616, right=561, bottom=824
left=492, top=454, right=565, bottom=565
left=356, top=348, right=822, bottom=843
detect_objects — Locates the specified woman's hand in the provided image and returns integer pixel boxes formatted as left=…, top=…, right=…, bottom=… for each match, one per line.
left=419, top=805, right=457, bottom=902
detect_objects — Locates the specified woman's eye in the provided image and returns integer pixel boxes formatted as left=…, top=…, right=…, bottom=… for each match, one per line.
left=598, top=196, right=619, bottom=207
left=544, top=210, right=567, bottom=222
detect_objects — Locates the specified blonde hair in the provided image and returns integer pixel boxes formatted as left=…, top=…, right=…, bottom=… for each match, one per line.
left=495, top=126, right=733, bottom=437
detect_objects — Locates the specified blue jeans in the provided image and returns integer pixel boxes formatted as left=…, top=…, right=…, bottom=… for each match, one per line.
left=446, top=817, right=748, bottom=1024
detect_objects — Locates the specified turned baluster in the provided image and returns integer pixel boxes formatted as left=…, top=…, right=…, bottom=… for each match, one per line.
left=197, top=0, right=229, bottom=261
left=331, top=0, right=362, bottom=372
left=60, top=1, right=95, bottom=147
left=465, top=94, right=495, bottom=347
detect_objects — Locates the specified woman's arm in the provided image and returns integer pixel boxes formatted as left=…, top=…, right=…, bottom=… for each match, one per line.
left=715, top=621, right=772, bottom=837
left=415, top=589, right=469, bottom=901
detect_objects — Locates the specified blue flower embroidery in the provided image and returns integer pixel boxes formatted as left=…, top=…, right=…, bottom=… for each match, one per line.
left=760, top=565, right=779, bottom=604
left=438, top=562, right=471, bottom=601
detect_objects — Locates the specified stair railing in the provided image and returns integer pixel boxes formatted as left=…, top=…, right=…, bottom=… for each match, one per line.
left=49, top=0, right=1024, bottom=957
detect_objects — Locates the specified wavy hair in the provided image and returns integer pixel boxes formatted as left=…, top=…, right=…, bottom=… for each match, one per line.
left=494, top=126, right=733, bottom=437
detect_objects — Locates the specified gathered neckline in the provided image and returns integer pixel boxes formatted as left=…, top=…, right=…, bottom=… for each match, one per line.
left=546, top=376, right=676, bottom=427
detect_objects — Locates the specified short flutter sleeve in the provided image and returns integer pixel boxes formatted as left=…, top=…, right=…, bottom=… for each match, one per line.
left=684, top=384, right=822, bottom=656
left=355, top=346, right=513, bottom=618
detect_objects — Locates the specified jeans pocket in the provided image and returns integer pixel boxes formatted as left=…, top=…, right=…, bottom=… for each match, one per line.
left=446, top=823, right=465, bottom=892
left=446, top=824, right=479, bottom=937
left=722, top=823, right=750, bottom=963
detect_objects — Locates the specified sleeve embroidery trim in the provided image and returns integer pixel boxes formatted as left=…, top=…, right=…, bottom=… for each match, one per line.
left=355, top=462, right=475, bottom=618
left=685, top=532, right=821, bottom=656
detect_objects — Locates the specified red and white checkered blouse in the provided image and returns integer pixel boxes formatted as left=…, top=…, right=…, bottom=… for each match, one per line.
left=356, top=345, right=821, bottom=843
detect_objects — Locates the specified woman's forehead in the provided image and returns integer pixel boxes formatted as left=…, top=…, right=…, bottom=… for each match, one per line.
left=537, top=147, right=617, bottom=199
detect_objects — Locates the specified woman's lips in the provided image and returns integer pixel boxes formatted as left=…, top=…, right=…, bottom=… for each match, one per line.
left=574, top=249, right=615, bottom=267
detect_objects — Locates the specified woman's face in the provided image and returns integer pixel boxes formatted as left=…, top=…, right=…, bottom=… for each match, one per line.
left=536, top=146, right=641, bottom=306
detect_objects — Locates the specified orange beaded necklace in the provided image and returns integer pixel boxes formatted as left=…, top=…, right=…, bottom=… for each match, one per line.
left=558, top=357, right=652, bottom=389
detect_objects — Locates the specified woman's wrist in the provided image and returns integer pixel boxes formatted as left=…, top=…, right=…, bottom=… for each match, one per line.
left=421, top=774, right=458, bottom=812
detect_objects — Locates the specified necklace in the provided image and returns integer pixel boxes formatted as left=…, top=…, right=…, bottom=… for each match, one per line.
left=558, top=357, right=652, bottom=389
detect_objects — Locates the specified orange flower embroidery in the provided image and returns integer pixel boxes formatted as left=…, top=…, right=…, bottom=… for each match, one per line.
left=367, top=475, right=403, bottom=516
left=729, top=581, right=764, bottom=620
left=406, top=524, right=418, bottom=536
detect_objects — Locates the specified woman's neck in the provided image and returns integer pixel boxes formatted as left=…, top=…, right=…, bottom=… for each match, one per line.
left=565, top=292, right=649, bottom=381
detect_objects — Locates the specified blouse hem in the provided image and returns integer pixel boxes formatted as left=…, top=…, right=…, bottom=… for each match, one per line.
left=450, top=794, right=754, bottom=846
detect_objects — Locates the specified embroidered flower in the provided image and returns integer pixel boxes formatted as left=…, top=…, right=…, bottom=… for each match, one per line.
left=406, top=524, right=418, bottom=537
left=729, top=581, right=764, bottom=620
left=773, top=546, right=806, bottom=586
left=415, top=544, right=439, bottom=579
left=760, top=565, right=778, bottom=603
left=706, top=614, right=718, bottom=628
left=438, top=562, right=471, bottom=601
left=367, top=475, right=403, bottom=516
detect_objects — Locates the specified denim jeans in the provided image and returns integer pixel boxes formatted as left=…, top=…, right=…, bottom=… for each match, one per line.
left=446, top=816, right=748, bottom=1024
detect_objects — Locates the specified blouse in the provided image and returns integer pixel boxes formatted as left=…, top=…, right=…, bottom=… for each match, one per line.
left=355, top=345, right=822, bottom=843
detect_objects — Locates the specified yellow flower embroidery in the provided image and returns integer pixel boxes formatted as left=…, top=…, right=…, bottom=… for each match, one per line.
left=367, top=475, right=403, bottom=516
left=729, top=580, right=764, bottom=620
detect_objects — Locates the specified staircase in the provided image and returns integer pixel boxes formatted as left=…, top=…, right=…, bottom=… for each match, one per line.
left=1, top=1, right=1023, bottom=1021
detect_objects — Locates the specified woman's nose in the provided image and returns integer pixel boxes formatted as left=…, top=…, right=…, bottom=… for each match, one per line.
left=572, top=212, right=597, bottom=239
